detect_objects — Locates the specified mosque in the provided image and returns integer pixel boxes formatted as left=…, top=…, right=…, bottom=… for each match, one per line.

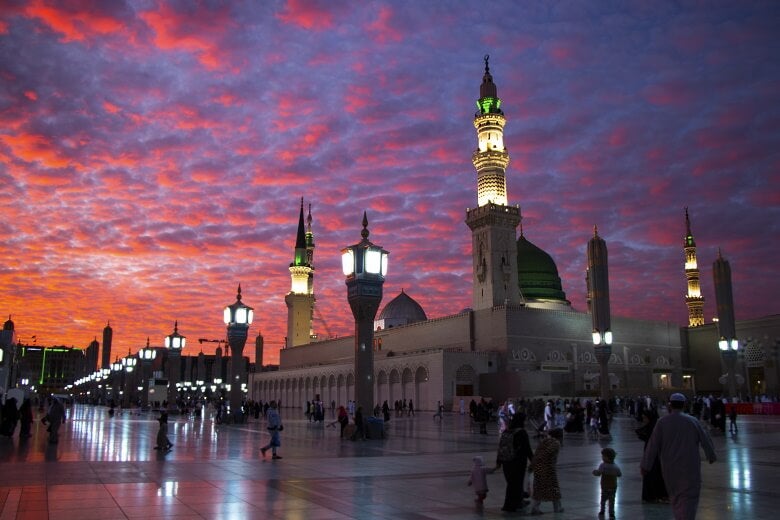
left=248, top=58, right=779, bottom=411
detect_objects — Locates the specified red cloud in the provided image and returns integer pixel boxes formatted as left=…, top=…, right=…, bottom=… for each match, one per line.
left=103, top=100, right=120, bottom=114
left=367, top=6, right=402, bottom=43
left=276, top=0, right=335, bottom=30
left=22, top=0, right=125, bottom=42
left=607, top=126, right=628, bottom=147
left=644, top=81, right=694, bottom=106
left=139, top=4, right=234, bottom=70
left=1, top=133, right=75, bottom=169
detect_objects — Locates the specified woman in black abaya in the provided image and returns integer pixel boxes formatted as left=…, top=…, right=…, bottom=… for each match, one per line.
left=636, top=408, right=668, bottom=502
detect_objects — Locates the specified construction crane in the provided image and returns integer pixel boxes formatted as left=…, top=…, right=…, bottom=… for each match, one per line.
left=198, top=338, right=229, bottom=356
left=314, top=307, right=333, bottom=339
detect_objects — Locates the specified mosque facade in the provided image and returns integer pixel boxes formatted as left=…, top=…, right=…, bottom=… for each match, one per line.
left=248, top=59, right=778, bottom=411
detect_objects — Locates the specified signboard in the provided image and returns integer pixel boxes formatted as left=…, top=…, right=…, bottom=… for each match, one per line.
left=540, top=363, right=571, bottom=373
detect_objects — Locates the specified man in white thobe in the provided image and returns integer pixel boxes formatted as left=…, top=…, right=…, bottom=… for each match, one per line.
left=544, top=401, right=553, bottom=430
left=641, top=393, right=716, bottom=520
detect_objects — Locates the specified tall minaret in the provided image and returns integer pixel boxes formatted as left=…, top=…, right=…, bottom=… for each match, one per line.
left=305, top=203, right=316, bottom=338
left=254, top=331, right=264, bottom=368
left=101, top=321, right=113, bottom=369
left=465, top=55, right=522, bottom=310
left=285, top=198, right=316, bottom=347
left=684, top=208, right=705, bottom=327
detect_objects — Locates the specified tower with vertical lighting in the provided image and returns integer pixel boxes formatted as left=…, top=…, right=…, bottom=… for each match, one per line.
left=285, top=198, right=316, bottom=347
left=684, top=208, right=705, bottom=327
left=465, top=55, right=522, bottom=310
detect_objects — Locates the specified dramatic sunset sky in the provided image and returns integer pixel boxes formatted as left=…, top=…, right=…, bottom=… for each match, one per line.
left=1, top=1, right=778, bottom=364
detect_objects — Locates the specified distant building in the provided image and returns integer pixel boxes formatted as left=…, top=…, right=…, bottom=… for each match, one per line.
left=248, top=58, right=714, bottom=410
left=0, top=316, right=19, bottom=398
left=17, top=345, right=85, bottom=396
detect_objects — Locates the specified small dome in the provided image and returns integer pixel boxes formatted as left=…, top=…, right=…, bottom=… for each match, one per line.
left=377, top=290, right=427, bottom=329
left=517, top=235, right=569, bottom=303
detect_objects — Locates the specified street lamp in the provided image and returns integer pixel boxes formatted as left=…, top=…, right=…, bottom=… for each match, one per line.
left=165, top=321, right=185, bottom=412
left=109, top=358, right=122, bottom=405
left=138, top=338, right=157, bottom=409
left=122, top=351, right=137, bottom=407
left=587, top=226, right=612, bottom=401
left=341, top=212, right=388, bottom=416
left=224, top=284, right=253, bottom=422
left=714, top=249, right=739, bottom=399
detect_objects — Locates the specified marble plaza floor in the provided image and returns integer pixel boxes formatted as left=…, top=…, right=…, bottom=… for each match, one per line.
left=0, top=404, right=778, bottom=520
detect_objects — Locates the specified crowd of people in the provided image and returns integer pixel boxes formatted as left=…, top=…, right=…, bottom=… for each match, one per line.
left=1, top=395, right=66, bottom=444
left=2, top=390, right=726, bottom=518
left=466, top=393, right=720, bottom=519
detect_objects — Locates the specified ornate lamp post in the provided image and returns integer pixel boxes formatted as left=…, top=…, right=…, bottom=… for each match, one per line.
left=164, top=321, right=185, bottom=412
left=714, top=249, right=739, bottom=399
left=138, top=338, right=157, bottom=409
left=110, top=359, right=122, bottom=404
left=341, top=212, right=388, bottom=416
left=100, top=368, right=110, bottom=403
left=587, top=226, right=612, bottom=401
left=223, top=284, right=253, bottom=421
left=121, top=350, right=137, bottom=407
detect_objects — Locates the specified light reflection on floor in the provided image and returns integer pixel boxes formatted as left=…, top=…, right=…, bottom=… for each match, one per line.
left=0, top=405, right=778, bottom=519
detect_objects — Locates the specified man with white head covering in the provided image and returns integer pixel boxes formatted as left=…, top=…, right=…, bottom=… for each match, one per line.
left=640, top=393, right=716, bottom=520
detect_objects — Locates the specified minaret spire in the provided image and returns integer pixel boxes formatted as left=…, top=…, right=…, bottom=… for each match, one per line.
left=465, top=57, right=521, bottom=310
left=685, top=207, right=693, bottom=239
left=286, top=197, right=316, bottom=347
left=293, top=197, right=307, bottom=263
left=305, top=202, right=315, bottom=295
left=684, top=207, right=705, bottom=327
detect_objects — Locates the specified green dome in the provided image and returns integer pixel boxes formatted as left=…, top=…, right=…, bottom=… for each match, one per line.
left=517, top=235, right=569, bottom=303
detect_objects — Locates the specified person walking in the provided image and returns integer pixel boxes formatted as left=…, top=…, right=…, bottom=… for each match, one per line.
left=641, top=393, right=716, bottom=520
left=155, top=411, right=173, bottom=451
left=636, top=408, right=668, bottom=503
left=529, top=428, right=564, bottom=514
left=728, top=406, right=738, bottom=434
left=496, top=413, right=534, bottom=513
left=467, top=456, right=496, bottom=505
left=0, top=397, right=19, bottom=437
left=433, top=401, right=444, bottom=421
left=337, top=405, right=349, bottom=438
left=18, top=398, right=33, bottom=438
left=261, top=400, right=283, bottom=460
left=351, top=406, right=365, bottom=440
left=43, top=396, right=66, bottom=444
left=592, top=447, right=622, bottom=518
left=543, top=400, right=554, bottom=431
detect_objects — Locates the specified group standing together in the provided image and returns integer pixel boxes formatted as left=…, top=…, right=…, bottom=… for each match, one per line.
left=471, top=392, right=716, bottom=519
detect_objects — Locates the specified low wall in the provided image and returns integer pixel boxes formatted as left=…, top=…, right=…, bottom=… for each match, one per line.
left=725, top=403, right=780, bottom=415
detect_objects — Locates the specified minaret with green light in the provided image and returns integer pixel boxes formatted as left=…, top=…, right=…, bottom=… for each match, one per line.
left=684, top=207, right=705, bottom=326
left=466, top=55, right=522, bottom=310
left=285, top=198, right=316, bottom=347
